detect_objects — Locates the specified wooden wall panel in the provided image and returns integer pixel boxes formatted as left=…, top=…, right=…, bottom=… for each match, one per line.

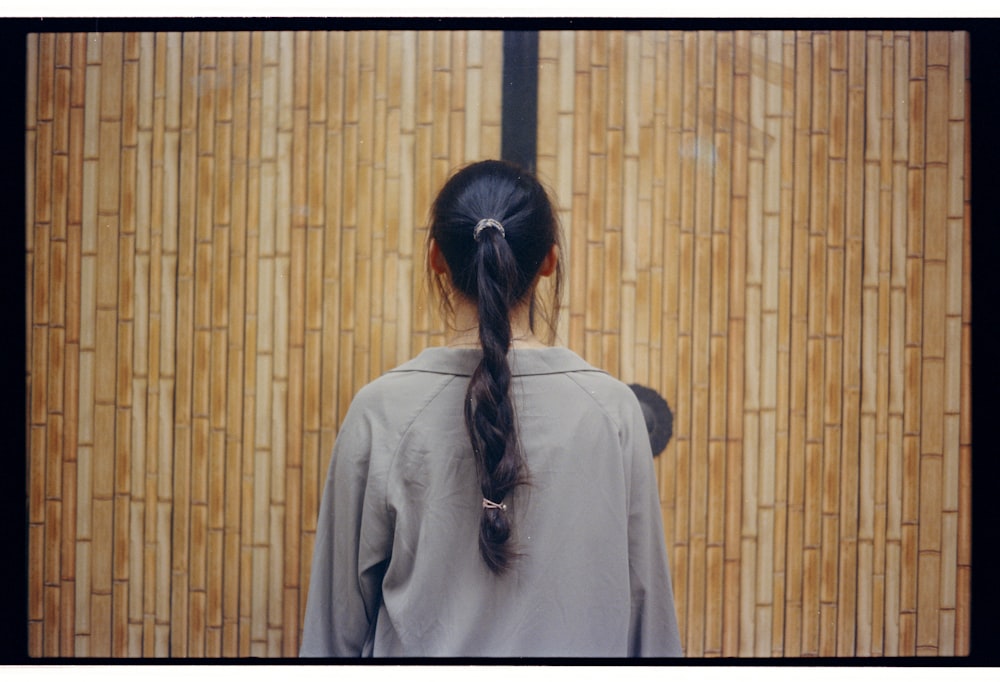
left=536, top=29, right=970, bottom=657
left=26, top=29, right=502, bottom=657
left=27, top=29, right=970, bottom=658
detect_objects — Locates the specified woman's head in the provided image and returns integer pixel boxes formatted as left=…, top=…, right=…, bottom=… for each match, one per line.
left=426, top=160, right=563, bottom=574
left=428, top=159, right=562, bottom=337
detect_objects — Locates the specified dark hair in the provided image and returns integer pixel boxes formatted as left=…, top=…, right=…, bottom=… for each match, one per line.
left=428, top=160, right=563, bottom=574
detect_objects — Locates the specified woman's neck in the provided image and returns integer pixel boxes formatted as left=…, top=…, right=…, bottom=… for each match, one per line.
left=445, top=296, right=549, bottom=349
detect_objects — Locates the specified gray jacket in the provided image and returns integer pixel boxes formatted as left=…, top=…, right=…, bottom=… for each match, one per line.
left=299, top=347, right=683, bottom=657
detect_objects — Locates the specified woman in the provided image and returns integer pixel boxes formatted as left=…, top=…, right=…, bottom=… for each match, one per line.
left=300, top=160, right=682, bottom=657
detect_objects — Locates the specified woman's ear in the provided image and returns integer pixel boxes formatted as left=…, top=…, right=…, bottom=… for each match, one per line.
left=429, top=238, right=449, bottom=275
left=538, top=244, right=558, bottom=277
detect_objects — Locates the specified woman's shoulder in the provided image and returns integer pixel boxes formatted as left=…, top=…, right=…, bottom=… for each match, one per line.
left=353, top=346, right=641, bottom=416
left=351, top=358, right=460, bottom=411
left=511, top=347, right=643, bottom=417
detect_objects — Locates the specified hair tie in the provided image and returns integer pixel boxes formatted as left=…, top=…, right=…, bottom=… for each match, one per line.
left=473, top=218, right=505, bottom=242
left=482, top=498, right=507, bottom=511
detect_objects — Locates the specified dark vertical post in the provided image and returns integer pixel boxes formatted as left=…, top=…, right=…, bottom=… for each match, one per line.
left=501, top=31, right=539, bottom=173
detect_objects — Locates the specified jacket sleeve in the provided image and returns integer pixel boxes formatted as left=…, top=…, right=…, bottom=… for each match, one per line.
left=299, top=394, right=392, bottom=657
left=623, top=394, right=684, bottom=657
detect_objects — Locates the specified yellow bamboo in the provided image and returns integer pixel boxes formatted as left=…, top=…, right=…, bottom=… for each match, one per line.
left=940, top=48, right=964, bottom=663
left=955, top=30, right=972, bottom=656
left=25, top=27, right=974, bottom=660
left=225, top=39, right=251, bottom=636
left=885, top=37, right=908, bottom=643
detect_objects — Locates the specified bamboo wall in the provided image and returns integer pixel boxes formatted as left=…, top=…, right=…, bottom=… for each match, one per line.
left=25, top=29, right=502, bottom=657
left=535, top=30, right=971, bottom=657
left=25, top=29, right=970, bottom=658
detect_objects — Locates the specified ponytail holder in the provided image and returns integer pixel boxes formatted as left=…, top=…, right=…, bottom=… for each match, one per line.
left=473, top=218, right=505, bottom=242
left=482, top=498, right=507, bottom=511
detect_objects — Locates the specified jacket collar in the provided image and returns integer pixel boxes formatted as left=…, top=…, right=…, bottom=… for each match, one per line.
left=387, top=346, right=605, bottom=378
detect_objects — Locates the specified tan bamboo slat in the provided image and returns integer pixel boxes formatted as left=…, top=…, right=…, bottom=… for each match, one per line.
left=168, top=30, right=200, bottom=658
left=706, top=30, right=732, bottom=651
left=803, top=36, right=828, bottom=660
left=856, top=32, right=880, bottom=658
left=914, top=30, right=952, bottom=658
left=718, top=29, right=747, bottom=659
left=64, top=41, right=86, bottom=660
left=27, top=29, right=971, bottom=659
left=940, top=32, right=967, bottom=657
left=896, top=30, right=926, bottom=657
left=300, top=34, right=326, bottom=635
left=221, top=359, right=241, bottom=651
left=870, top=31, right=895, bottom=657
left=736, top=29, right=766, bottom=658
left=955, top=30, right=972, bottom=658
left=783, top=29, right=810, bottom=659
left=884, top=31, right=909, bottom=656
left=268, top=30, right=295, bottom=656
left=831, top=29, right=864, bottom=657
left=249, top=30, right=278, bottom=658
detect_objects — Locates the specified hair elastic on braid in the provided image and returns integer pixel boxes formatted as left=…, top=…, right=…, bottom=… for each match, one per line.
left=473, top=218, right=505, bottom=241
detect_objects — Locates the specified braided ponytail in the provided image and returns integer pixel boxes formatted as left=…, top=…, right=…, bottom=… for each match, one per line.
left=428, top=160, right=563, bottom=575
left=465, top=225, right=524, bottom=573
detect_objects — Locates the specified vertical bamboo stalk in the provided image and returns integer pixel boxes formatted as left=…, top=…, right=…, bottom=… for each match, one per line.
left=91, top=31, right=123, bottom=659
left=898, top=30, right=927, bottom=657
left=60, top=31, right=86, bottom=658
left=128, top=30, right=153, bottom=658
left=818, top=29, right=847, bottom=658
left=719, top=29, right=749, bottom=658
left=154, top=29, right=181, bottom=659
left=855, top=31, right=882, bottom=658
left=479, top=30, right=503, bottom=158
left=31, top=31, right=55, bottom=657
left=264, top=30, right=296, bottom=656
left=248, top=29, right=278, bottom=658
left=26, top=93, right=44, bottom=647
left=203, top=31, right=231, bottom=658
left=683, top=30, right=714, bottom=659
left=114, top=31, right=140, bottom=658
left=832, top=29, right=866, bottom=657
left=79, top=45, right=101, bottom=550
left=704, top=29, right=732, bottom=659
left=871, top=30, right=896, bottom=658
left=147, top=30, right=165, bottom=657
left=371, top=33, right=388, bottom=378
left=755, top=29, right=780, bottom=658
left=320, top=30, right=343, bottom=491
left=183, top=33, right=213, bottom=657
left=737, top=29, right=766, bottom=658
left=884, top=31, right=910, bottom=658
left=238, top=29, right=263, bottom=658
left=567, top=35, right=588, bottom=354
left=783, top=29, right=811, bottom=660
left=169, top=29, right=202, bottom=658
left=353, top=31, right=374, bottom=391
left=278, top=30, right=308, bottom=658
left=769, top=30, right=796, bottom=658
left=299, top=31, right=327, bottom=650
left=955, top=29, right=972, bottom=657
left=938, top=30, right=967, bottom=658
left=223, top=31, right=252, bottom=657
left=915, top=31, right=950, bottom=657
left=802, top=31, right=830, bottom=659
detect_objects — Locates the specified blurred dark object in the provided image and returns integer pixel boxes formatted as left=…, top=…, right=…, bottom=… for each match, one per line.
left=628, top=384, right=673, bottom=457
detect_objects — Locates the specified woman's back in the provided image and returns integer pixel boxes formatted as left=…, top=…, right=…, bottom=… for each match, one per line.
left=300, top=160, right=681, bottom=657
left=300, top=347, right=681, bottom=657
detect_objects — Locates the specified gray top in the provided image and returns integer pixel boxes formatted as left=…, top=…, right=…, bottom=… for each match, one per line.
left=299, top=347, right=683, bottom=658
